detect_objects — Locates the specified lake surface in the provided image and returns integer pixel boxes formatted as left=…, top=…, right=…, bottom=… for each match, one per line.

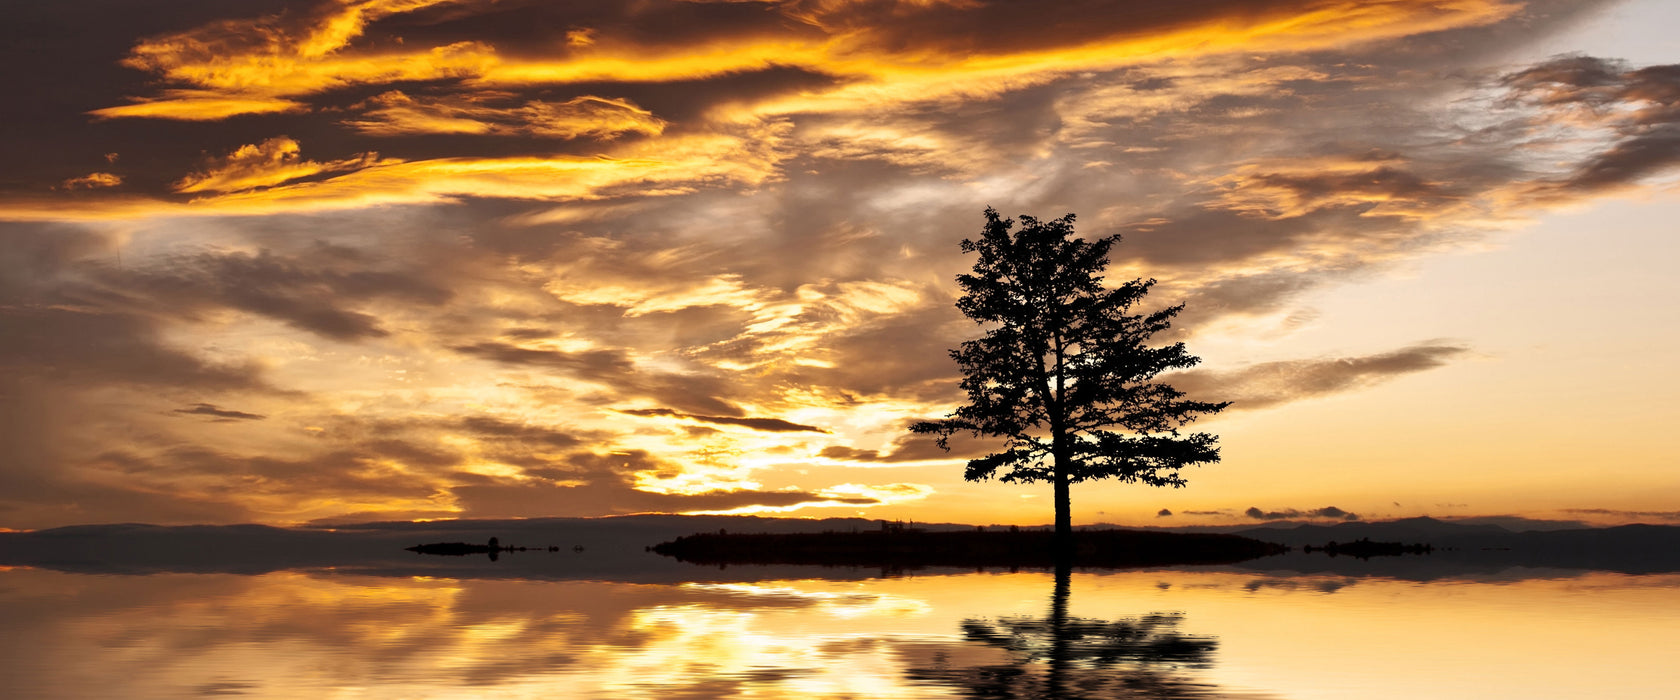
left=3, top=563, right=1677, bottom=699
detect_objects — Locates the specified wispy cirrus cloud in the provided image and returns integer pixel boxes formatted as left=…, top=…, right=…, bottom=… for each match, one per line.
left=174, top=403, right=266, bottom=421
left=343, top=92, right=667, bottom=139
left=619, top=408, right=828, bottom=434
left=1170, top=345, right=1471, bottom=411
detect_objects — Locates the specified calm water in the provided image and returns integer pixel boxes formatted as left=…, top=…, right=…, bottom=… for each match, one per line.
left=2, top=565, right=1677, bottom=699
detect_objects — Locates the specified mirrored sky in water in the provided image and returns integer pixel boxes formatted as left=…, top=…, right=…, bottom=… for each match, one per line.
left=4, top=567, right=1677, bottom=699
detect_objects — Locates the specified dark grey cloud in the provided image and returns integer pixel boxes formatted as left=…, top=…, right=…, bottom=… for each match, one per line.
left=115, top=245, right=452, bottom=341
left=619, top=408, right=827, bottom=434
left=1503, top=55, right=1680, bottom=195
left=0, top=224, right=457, bottom=415
left=457, top=415, right=587, bottom=449
left=298, top=414, right=602, bottom=479
left=0, top=306, right=266, bottom=391
left=1563, top=508, right=1680, bottom=522
left=500, top=327, right=556, bottom=341
left=173, top=403, right=265, bottom=421
left=451, top=341, right=634, bottom=374
left=1170, top=344, right=1470, bottom=410
left=820, top=446, right=881, bottom=461
left=787, top=304, right=971, bottom=404
left=821, top=427, right=1003, bottom=463
left=0, top=409, right=587, bottom=528
left=1156, top=508, right=1173, bottom=517
left=1174, top=272, right=1322, bottom=320
left=1, top=478, right=257, bottom=528
left=450, top=341, right=741, bottom=416
left=1244, top=506, right=1360, bottom=521
left=95, top=446, right=447, bottom=500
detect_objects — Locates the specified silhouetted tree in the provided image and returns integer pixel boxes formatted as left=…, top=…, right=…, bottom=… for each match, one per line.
left=912, top=208, right=1228, bottom=554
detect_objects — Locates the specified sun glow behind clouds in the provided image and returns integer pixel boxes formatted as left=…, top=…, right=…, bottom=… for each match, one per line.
left=3, top=0, right=1679, bottom=527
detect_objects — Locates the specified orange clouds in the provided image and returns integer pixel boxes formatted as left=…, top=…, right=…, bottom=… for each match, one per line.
left=117, top=0, right=477, bottom=90
left=97, top=0, right=1523, bottom=126
left=181, top=133, right=782, bottom=212
left=173, top=136, right=381, bottom=194
left=88, top=90, right=309, bottom=121
left=59, top=172, right=124, bottom=189
left=56, top=0, right=1531, bottom=223
left=344, top=92, right=667, bottom=139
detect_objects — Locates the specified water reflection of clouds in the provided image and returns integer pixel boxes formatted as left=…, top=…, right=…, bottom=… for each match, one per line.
left=8, top=568, right=1673, bottom=699
left=679, top=581, right=934, bottom=617
left=606, top=582, right=950, bottom=697
left=0, top=569, right=963, bottom=699
left=1241, top=578, right=1354, bottom=594
left=614, top=606, right=911, bottom=698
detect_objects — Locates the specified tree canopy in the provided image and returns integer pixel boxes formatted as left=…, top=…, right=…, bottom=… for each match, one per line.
left=911, top=208, right=1228, bottom=545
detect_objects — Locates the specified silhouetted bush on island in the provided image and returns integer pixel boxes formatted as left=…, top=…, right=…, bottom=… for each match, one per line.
left=651, top=528, right=1284, bottom=569
left=405, top=537, right=536, bottom=559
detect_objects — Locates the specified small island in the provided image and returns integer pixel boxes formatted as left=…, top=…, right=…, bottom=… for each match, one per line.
left=405, top=536, right=551, bottom=558
left=652, top=527, right=1285, bottom=569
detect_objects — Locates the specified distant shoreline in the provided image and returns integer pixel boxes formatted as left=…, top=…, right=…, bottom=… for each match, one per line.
left=651, top=528, right=1286, bottom=569
left=4, top=515, right=1677, bottom=579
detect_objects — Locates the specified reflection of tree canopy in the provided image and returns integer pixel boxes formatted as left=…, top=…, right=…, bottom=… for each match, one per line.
left=958, top=612, right=1216, bottom=669
left=906, top=569, right=1240, bottom=699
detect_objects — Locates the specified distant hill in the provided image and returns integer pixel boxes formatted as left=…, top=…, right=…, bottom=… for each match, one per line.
left=1234, top=516, right=1511, bottom=545
left=1230, top=517, right=1680, bottom=574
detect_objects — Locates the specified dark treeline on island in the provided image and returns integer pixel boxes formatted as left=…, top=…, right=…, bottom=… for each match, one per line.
left=651, top=526, right=1285, bottom=569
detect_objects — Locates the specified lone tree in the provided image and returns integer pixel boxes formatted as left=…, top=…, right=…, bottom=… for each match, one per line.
left=911, top=208, right=1228, bottom=552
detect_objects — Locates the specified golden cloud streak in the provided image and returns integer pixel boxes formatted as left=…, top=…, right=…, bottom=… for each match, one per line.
left=174, top=136, right=381, bottom=194
left=185, top=133, right=778, bottom=213
left=99, top=0, right=1520, bottom=123
left=88, top=90, right=309, bottom=121
left=344, top=92, right=666, bottom=139
left=0, top=126, right=785, bottom=221
left=59, top=172, right=124, bottom=190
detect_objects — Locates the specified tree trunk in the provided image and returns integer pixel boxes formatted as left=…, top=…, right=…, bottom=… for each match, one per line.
left=1053, top=456, right=1072, bottom=563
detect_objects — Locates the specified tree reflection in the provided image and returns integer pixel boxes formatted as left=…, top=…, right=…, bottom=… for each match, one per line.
left=907, top=565, right=1231, bottom=699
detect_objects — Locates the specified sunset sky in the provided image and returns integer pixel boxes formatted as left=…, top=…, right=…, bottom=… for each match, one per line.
left=3, top=0, right=1677, bottom=530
